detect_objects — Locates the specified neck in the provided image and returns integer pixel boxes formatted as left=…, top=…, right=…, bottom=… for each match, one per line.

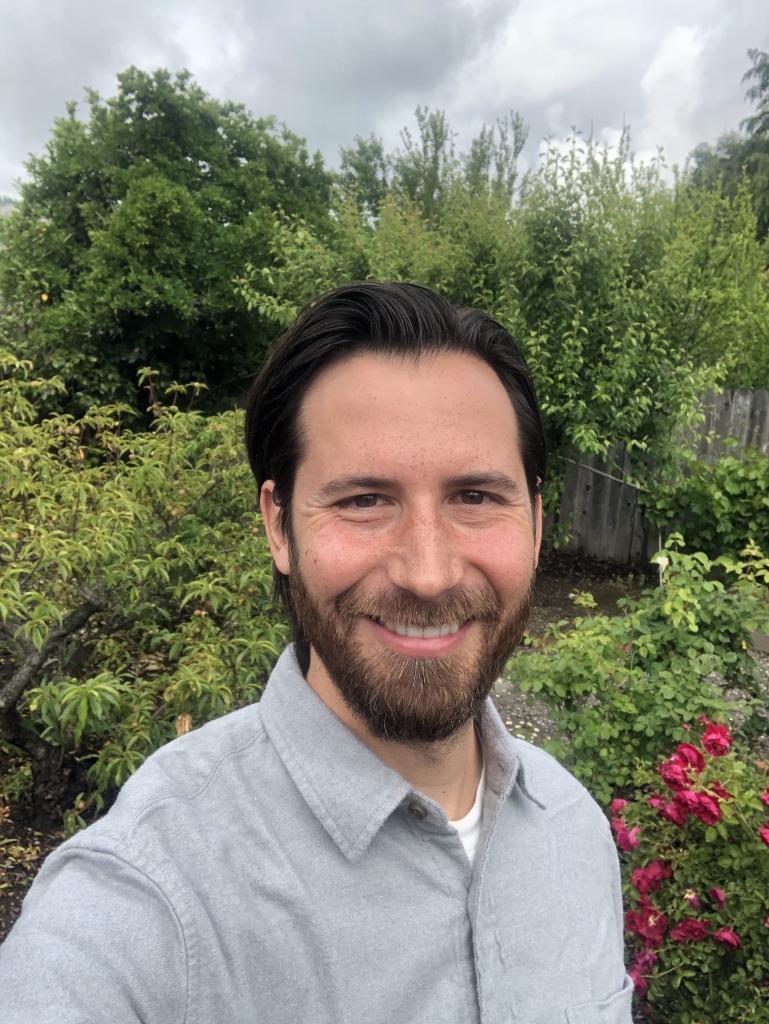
left=305, top=654, right=484, bottom=821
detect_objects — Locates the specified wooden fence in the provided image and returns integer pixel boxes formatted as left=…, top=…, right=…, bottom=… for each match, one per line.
left=554, top=389, right=769, bottom=564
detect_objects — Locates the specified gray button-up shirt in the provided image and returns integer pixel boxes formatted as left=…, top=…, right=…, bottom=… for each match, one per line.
left=1, top=646, right=633, bottom=1023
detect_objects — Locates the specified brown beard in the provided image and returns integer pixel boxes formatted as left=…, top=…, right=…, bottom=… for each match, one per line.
left=288, top=563, right=533, bottom=743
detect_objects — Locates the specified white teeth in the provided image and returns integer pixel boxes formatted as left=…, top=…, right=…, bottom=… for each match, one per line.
left=382, top=620, right=461, bottom=639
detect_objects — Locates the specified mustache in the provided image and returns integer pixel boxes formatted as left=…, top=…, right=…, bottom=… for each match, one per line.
left=335, top=584, right=502, bottom=628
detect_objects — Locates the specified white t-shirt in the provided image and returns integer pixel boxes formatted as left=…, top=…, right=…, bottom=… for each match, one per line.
left=448, top=763, right=486, bottom=866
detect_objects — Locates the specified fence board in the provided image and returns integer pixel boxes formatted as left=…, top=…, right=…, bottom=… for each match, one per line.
left=555, top=389, right=769, bottom=564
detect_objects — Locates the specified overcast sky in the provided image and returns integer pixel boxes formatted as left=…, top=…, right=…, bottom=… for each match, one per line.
left=1, top=0, right=767, bottom=197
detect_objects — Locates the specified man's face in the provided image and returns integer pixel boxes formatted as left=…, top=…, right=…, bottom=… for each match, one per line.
left=261, top=351, right=541, bottom=743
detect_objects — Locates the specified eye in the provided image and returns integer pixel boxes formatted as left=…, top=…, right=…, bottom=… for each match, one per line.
left=458, top=490, right=493, bottom=505
left=337, top=494, right=383, bottom=509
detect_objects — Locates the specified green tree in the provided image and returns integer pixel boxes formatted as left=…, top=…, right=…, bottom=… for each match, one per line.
left=462, top=111, right=528, bottom=202
left=0, top=67, right=332, bottom=412
left=690, top=49, right=769, bottom=240
left=391, top=107, right=455, bottom=222
left=741, top=47, right=769, bottom=138
left=339, top=134, right=389, bottom=218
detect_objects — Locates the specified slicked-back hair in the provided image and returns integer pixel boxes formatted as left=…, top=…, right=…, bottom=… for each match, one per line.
left=244, top=281, right=547, bottom=644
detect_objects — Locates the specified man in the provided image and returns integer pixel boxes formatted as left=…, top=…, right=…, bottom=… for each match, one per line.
left=1, top=282, right=632, bottom=1023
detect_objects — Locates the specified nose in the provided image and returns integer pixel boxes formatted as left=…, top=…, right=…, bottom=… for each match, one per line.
left=385, top=503, right=464, bottom=600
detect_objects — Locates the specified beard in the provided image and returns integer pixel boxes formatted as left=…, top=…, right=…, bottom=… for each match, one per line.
left=287, top=561, right=533, bottom=744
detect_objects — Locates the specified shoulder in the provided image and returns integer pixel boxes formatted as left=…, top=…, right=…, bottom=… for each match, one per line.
left=510, top=737, right=610, bottom=829
left=128, top=701, right=268, bottom=801
left=67, top=701, right=274, bottom=856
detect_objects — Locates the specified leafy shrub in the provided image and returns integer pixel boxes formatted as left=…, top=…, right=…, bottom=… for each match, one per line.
left=643, top=445, right=769, bottom=558
left=0, top=355, right=289, bottom=825
left=613, top=721, right=769, bottom=1022
left=514, top=537, right=769, bottom=804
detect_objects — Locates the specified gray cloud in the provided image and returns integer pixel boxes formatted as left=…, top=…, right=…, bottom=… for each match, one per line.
left=1, top=0, right=767, bottom=196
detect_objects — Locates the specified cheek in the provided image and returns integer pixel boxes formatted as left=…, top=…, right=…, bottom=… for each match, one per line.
left=475, top=532, right=536, bottom=596
left=298, top=531, right=376, bottom=596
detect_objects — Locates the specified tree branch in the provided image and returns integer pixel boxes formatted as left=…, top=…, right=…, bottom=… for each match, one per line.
left=0, top=597, right=104, bottom=715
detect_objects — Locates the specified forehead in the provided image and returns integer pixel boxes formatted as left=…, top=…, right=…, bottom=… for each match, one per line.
left=296, top=351, right=522, bottom=477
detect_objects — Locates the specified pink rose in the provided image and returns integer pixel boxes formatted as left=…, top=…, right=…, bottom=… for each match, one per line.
left=701, top=720, right=732, bottom=756
left=628, top=963, right=647, bottom=996
left=659, top=757, right=690, bottom=791
left=670, top=917, right=710, bottom=942
left=760, top=788, right=769, bottom=809
left=708, top=781, right=734, bottom=802
left=659, top=802, right=688, bottom=827
left=615, top=825, right=641, bottom=852
left=610, top=798, right=629, bottom=814
left=712, top=927, right=740, bottom=949
left=759, top=825, right=769, bottom=848
left=673, top=789, right=700, bottom=813
left=627, top=949, right=658, bottom=997
left=631, top=860, right=672, bottom=895
left=625, top=900, right=668, bottom=947
left=708, top=887, right=726, bottom=910
left=693, top=793, right=722, bottom=825
left=647, top=795, right=664, bottom=810
left=675, top=742, right=705, bottom=773
left=684, top=889, right=701, bottom=909
left=635, top=949, right=658, bottom=972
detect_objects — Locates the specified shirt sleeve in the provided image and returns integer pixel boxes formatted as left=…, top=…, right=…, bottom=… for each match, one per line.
left=0, top=842, right=188, bottom=1024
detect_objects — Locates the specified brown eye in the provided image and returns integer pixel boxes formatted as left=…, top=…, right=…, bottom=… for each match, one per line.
left=460, top=491, right=485, bottom=505
left=353, top=494, right=378, bottom=508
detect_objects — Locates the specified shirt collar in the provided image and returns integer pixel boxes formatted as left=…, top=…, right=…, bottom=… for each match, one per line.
left=259, top=645, right=545, bottom=862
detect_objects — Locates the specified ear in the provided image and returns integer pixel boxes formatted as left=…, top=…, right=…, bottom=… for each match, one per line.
left=533, top=493, right=543, bottom=569
left=259, top=481, right=291, bottom=576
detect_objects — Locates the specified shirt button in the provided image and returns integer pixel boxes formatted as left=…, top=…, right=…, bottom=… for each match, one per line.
left=408, top=802, right=427, bottom=820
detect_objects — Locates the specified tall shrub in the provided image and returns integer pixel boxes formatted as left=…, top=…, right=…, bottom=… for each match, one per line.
left=238, top=124, right=769, bottom=512
left=0, top=354, right=288, bottom=824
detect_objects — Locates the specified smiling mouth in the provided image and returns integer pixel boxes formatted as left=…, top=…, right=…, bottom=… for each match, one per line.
left=366, top=616, right=464, bottom=639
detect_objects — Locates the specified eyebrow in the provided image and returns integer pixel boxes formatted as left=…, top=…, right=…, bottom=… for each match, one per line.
left=314, top=473, right=522, bottom=501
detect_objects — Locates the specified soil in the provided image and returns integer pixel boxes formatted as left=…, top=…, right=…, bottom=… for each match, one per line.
left=0, top=803, right=63, bottom=944
left=1, top=549, right=766, bottom=945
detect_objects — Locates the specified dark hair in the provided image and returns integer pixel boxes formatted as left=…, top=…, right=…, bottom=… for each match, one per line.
left=245, top=281, right=546, bottom=625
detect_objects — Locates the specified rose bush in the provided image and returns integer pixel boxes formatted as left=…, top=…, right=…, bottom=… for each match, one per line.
left=614, top=720, right=769, bottom=1022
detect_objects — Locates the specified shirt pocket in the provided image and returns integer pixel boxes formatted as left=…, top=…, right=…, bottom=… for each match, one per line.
left=565, top=975, right=634, bottom=1024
